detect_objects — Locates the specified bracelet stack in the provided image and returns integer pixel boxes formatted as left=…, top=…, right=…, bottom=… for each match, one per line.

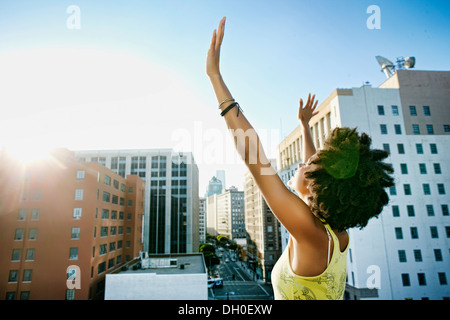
left=219, top=98, right=243, bottom=118
left=220, top=102, right=242, bottom=117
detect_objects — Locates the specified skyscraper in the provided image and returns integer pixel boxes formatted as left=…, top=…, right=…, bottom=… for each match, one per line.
left=244, top=159, right=282, bottom=282
left=278, top=70, right=450, bottom=300
left=75, top=149, right=199, bottom=255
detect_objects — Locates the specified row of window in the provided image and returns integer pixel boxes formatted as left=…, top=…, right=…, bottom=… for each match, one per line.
left=391, top=204, right=449, bottom=217
left=397, top=248, right=445, bottom=263
left=377, top=105, right=433, bottom=117
left=390, top=183, right=446, bottom=196
left=394, top=226, right=450, bottom=240
left=383, top=142, right=438, bottom=155
left=401, top=272, right=447, bottom=287
left=379, top=124, right=446, bottom=135
left=398, top=162, right=442, bottom=175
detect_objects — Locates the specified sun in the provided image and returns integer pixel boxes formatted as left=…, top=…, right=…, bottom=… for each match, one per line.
left=1, top=143, right=53, bottom=166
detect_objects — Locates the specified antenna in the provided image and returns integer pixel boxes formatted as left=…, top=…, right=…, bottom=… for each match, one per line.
left=376, top=55, right=416, bottom=78
left=376, top=56, right=395, bottom=78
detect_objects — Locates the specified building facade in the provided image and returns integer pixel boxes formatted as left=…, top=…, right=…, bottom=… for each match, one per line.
left=75, top=149, right=199, bottom=255
left=206, top=186, right=245, bottom=240
left=199, top=197, right=206, bottom=244
left=244, top=160, right=282, bottom=283
left=0, top=149, right=145, bottom=300
left=278, top=70, right=450, bottom=300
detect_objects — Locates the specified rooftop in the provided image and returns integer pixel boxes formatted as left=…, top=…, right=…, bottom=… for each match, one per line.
left=111, top=253, right=206, bottom=275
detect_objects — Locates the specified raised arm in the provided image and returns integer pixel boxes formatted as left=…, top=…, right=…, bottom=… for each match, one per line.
left=206, top=17, right=318, bottom=241
left=298, top=94, right=319, bottom=163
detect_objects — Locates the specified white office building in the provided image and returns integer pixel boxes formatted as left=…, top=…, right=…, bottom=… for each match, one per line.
left=75, top=149, right=200, bottom=255
left=278, top=70, right=450, bottom=300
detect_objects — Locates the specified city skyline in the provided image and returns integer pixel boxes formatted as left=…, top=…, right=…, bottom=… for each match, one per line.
left=1, top=1, right=450, bottom=193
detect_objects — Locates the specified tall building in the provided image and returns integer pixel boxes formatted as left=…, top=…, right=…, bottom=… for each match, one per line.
left=0, top=149, right=145, bottom=300
left=216, top=170, right=226, bottom=191
left=205, top=176, right=223, bottom=198
left=278, top=70, right=450, bottom=300
left=206, top=186, right=245, bottom=240
left=244, top=159, right=282, bottom=282
left=199, top=197, right=206, bottom=244
left=74, top=149, right=199, bottom=255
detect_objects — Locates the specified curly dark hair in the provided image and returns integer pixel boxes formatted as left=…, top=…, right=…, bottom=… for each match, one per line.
left=305, top=127, right=395, bottom=232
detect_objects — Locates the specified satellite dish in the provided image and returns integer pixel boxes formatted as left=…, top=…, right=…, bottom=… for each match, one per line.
left=404, top=56, right=416, bottom=69
left=375, top=56, right=395, bottom=78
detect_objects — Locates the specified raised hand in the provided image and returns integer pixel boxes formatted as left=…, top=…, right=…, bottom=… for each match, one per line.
left=206, top=17, right=226, bottom=78
left=298, top=93, right=319, bottom=126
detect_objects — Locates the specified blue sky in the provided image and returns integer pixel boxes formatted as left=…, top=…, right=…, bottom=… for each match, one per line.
left=1, top=0, right=449, bottom=191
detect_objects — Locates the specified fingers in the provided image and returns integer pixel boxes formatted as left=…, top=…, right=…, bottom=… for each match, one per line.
left=216, top=17, right=226, bottom=49
left=209, top=29, right=217, bottom=51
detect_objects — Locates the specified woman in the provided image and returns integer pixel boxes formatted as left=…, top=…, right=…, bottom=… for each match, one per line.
left=206, top=17, right=394, bottom=300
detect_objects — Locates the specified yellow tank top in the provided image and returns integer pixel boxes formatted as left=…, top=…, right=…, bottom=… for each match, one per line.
left=271, top=224, right=349, bottom=300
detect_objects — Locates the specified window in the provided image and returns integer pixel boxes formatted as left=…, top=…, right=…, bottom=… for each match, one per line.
left=438, top=273, right=447, bottom=285
left=31, top=208, right=40, bottom=220
left=418, top=273, right=427, bottom=286
left=392, top=205, right=400, bottom=217
left=397, top=144, right=405, bottom=154
left=380, top=124, right=388, bottom=135
left=430, top=144, right=438, bottom=154
left=25, top=249, right=35, bottom=261
left=400, top=163, right=408, bottom=174
left=69, top=248, right=78, bottom=260
left=71, top=227, right=80, bottom=239
left=76, top=170, right=85, bottom=180
left=99, top=244, right=107, bottom=255
left=409, top=106, right=417, bottom=116
left=426, top=124, right=434, bottom=135
left=377, top=105, right=385, bottom=115
left=23, top=269, right=32, bottom=282
left=73, top=208, right=82, bottom=220
left=395, top=227, right=403, bottom=239
left=442, top=205, right=449, bottom=216
left=434, top=249, right=443, bottom=262
left=412, top=124, right=420, bottom=135
left=410, top=227, right=419, bottom=239
left=389, top=186, right=397, bottom=196
left=8, top=270, right=18, bottom=282
left=402, top=273, right=410, bottom=286
left=416, top=144, right=423, bottom=154
left=75, top=189, right=83, bottom=201
left=437, top=184, right=446, bottom=195
left=434, top=163, right=441, bottom=174
left=15, top=228, right=24, bottom=241
left=394, top=124, right=402, bottom=134
left=444, top=125, right=450, bottom=132
left=430, top=226, right=438, bottom=239
left=100, top=227, right=108, bottom=237
left=423, top=184, right=431, bottom=195
left=414, top=250, right=422, bottom=262
left=103, top=192, right=110, bottom=202
left=404, top=184, right=412, bottom=195
left=426, top=205, right=435, bottom=216
left=98, top=262, right=106, bottom=274
left=392, top=105, right=399, bottom=116
left=101, top=209, right=109, bottom=219
left=419, top=163, right=427, bottom=174
left=104, top=175, right=111, bottom=186
left=12, top=249, right=21, bottom=261
left=66, top=290, right=75, bottom=300
left=18, top=209, right=26, bottom=220
left=398, top=250, right=407, bottom=262
left=423, top=106, right=431, bottom=116
left=109, top=242, right=116, bottom=252
left=407, top=205, right=415, bottom=217
left=28, top=228, right=37, bottom=240
left=383, top=144, right=390, bottom=153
